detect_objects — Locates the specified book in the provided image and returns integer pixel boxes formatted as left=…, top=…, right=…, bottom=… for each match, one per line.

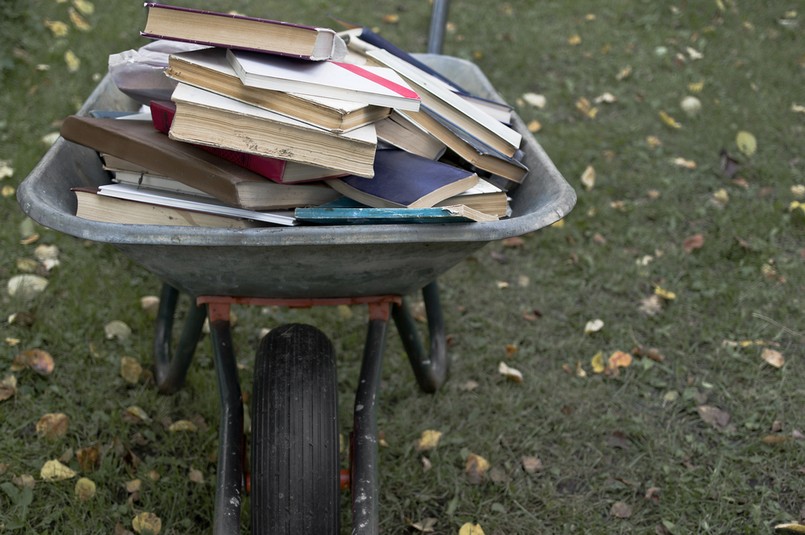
left=295, top=197, right=496, bottom=224
left=434, top=179, right=510, bottom=217
left=401, top=107, right=529, bottom=183
left=140, top=3, right=347, bottom=61
left=59, top=116, right=341, bottom=210
left=165, top=48, right=391, bottom=133
left=95, top=183, right=296, bottom=225
left=366, top=49, right=521, bottom=157
left=374, top=111, right=446, bottom=160
left=341, top=28, right=513, bottom=124
left=326, top=149, right=479, bottom=209
left=169, top=83, right=378, bottom=178
left=111, top=168, right=214, bottom=198
left=73, top=188, right=264, bottom=228
left=149, top=99, right=346, bottom=183
left=226, top=49, right=421, bottom=111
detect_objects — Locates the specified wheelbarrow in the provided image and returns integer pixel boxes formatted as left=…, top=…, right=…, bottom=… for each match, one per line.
left=17, top=5, right=576, bottom=533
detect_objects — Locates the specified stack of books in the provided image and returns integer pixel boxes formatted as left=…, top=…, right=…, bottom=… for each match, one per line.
left=63, top=3, right=528, bottom=228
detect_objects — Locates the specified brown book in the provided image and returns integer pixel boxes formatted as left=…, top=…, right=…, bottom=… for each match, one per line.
left=165, top=48, right=390, bottom=133
left=59, top=116, right=340, bottom=210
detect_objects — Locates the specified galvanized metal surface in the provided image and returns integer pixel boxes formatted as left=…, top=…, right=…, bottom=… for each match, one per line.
left=17, top=55, right=576, bottom=299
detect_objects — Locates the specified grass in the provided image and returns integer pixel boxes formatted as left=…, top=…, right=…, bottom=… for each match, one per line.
left=1, top=0, right=804, bottom=533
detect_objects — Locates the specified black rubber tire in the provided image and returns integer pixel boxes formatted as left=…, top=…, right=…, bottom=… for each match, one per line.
left=250, top=323, right=340, bottom=535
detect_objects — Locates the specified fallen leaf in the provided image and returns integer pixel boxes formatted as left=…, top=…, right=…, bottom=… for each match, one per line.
left=75, top=477, right=96, bottom=501
left=73, top=0, right=95, bottom=16
left=646, top=135, right=662, bottom=148
left=712, top=188, right=729, bottom=206
left=40, top=459, right=77, bottom=481
left=568, top=34, right=582, bottom=46
left=120, top=356, right=142, bottom=384
left=654, top=286, right=676, bottom=300
left=659, top=110, right=682, bottom=129
left=683, top=234, right=705, bottom=253
left=527, top=119, right=542, bottom=133
left=12, top=348, right=55, bottom=375
left=381, top=13, right=399, bottom=24
left=645, top=486, right=661, bottom=503
left=697, top=405, right=731, bottom=430
left=504, top=343, right=518, bottom=357
left=736, top=131, right=757, bottom=156
left=791, top=184, right=805, bottom=199
left=521, top=92, right=546, bottom=109
left=688, top=81, right=705, bottom=93
left=44, top=19, right=69, bottom=37
left=123, top=406, right=152, bottom=424
left=68, top=7, right=91, bottom=30
left=140, top=296, right=160, bottom=315
left=680, top=95, right=702, bottom=117
left=76, top=445, right=101, bottom=472
left=188, top=468, right=204, bottom=484
left=575, top=361, right=587, bottom=378
left=421, top=456, right=432, bottom=471
left=132, top=512, right=162, bottom=535
left=686, top=46, right=703, bottom=60
left=521, top=455, right=543, bottom=473
left=673, top=157, right=697, bottom=169
left=639, top=294, right=664, bottom=316
left=762, top=434, right=789, bottom=445
left=608, top=351, right=633, bottom=369
left=580, top=165, right=596, bottom=190
left=465, top=453, right=490, bottom=484
left=168, top=420, right=198, bottom=433
left=459, top=523, right=485, bottom=535
left=632, top=346, right=665, bottom=362
left=8, top=274, right=49, bottom=300
left=0, top=374, right=17, bottom=401
left=105, top=320, right=132, bottom=341
left=591, top=352, right=606, bottom=374
left=64, top=50, right=80, bottom=72
left=792, top=104, right=805, bottom=114
left=125, top=479, right=142, bottom=493
left=594, top=92, right=617, bottom=104
left=576, top=97, right=598, bottom=119
left=761, top=348, right=785, bottom=368
left=498, top=361, right=523, bottom=383
left=610, top=501, right=633, bottom=519
left=416, top=429, right=442, bottom=451
left=775, top=523, right=805, bottom=534
left=584, top=318, right=604, bottom=334
left=410, top=517, right=437, bottom=532
left=13, top=474, right=35, bottom=488
left=36, top=413, right=70, bottom=440
left=615, top=65, right=632, bottom=81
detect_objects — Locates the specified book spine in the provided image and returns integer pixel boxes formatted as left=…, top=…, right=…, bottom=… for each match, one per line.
left=149, top=100, right=288, bottom=182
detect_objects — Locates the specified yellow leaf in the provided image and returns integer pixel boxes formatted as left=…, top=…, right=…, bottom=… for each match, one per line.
left=654, top=286, right=676, bottom=300
left=568, top=34, right=582, bottom=46
left=575, top=361, right=587, bottom=378
left=64, top=50, right=80, bottom=72
left=459, top=523, right=486, bottom=535
left=168, top=420, right=198, bottom=433
left=132, top=512, right=162, bottom=535
left=120, top=356, right=142, bottom=384
left=646, top=135, right=662, bottom=148
left=465, top=453, right=490, bottom=483
left=775, top=523, right=805, bottom=534
left=688, top=81, right=705, bottom=93
left=72, top=0, right=95, bottom=15
left=416, top=429, right=442, bottom=451
left=68, top=7, right=91, bottom=31
left=551, top=218, right=565, bottom=229
left=44, top=19, right=69, bottom=37
left=576, top=97, right=598, bottom=119
left=381, top=13, right=400, bottom=24
left=40, top=459, right=77, bottom=481
left=580, top=165, right=596, bottom=190
left=608, top=351, right=633, bottom=369
left=659, top=110, right=682, bottom=129
left=527, top=119, right=542, bottom=133
left=615, top=65, right=632, bottom=81
left=736, top=131, right=757, bottom=156
left=75, top=477, right=96, bottom=501
left=591, top=352, right=606, bottom=374
left=0, top=374, right=18, bottom=401
left=498, top=361, right=523, bottom=383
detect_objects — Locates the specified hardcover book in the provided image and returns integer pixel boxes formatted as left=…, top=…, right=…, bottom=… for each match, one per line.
left=141, top=3, right=347, bottom=61
left=60, top=116, right=340, bottom=210
left=169, top=83, right=378, bottom=178
left=326, top=149, right=479, bottom=209
left=150, top=99, right=346, bottom=183
left=165, top=48, right=391, bottom=133
left=374, top=111, right=446, bottom=160
left=226, top=49, right=421, bottom=111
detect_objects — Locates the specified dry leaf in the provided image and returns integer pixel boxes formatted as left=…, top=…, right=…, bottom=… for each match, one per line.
left=697, top=405, right=731, bottom=429
left=673, top=157, right=697, bottom=169
left=521, top=455, right=543, bottom=473
left=459, top=523, right=485, bottom=535
left=504, top=343, right=518, bottom=357
left=646, top=135, right=662, bottom=148
left=762, top=434, right=789, bottom=445
left=712, top=188, right=729, bottom=206
left=791, top=184, right=805, bottom=199
left=8, top=274, right=49, bottom=300
left=659, top=110, right=682, bottom=129
left=567, top=34, right=582, bottom=46
left=580, top=165, right=596, bottom=190
left=40, top=459, right=77, bottom=481
left=608, top=351, right=633, bottom=369
left=168, top=420, right=198, bottom=433
left=0, top=374, right=18, bottom=401
left=415, top=429, right=442, bottom=451
left=683, top=234, right=705, bottom=253
left=13, top=474, right=35, bottom=488
left=120, top=356, right=142, bottom=384
left=610, top=501, right=633, bottom=518
left=188, top=468, right=204, bottom=484
left=522, top=92, right=546, bottom=109
left=527, top=119, right=542, bottom=133
left=125, top=479, right=142, bottom=493
left=64, top=50, right=80, bottom=72
left=12, top=348, right=55, bottom=375
left=576, top=97, right=598, bottom=119
left=75, top=477, right=96, bottom=501
left=686, top=46, right=703, bottom=60
left=594, top=92, right=617, bottom=104
left=498, top=361, right=523, bottom=383
left=575, top=361, right=587, bottom=378
left=124, top=406, right=152, bottom=424
left=132, top=512, right=162, bottom=535
left=411, top=518, right=437, bottom=532
left=591, top=352, right=606, bottom=374
left=775, top=523, right=805, bottom=534
left=36, top=413, right=70, bottom=440
left=645, top=486, right=661, bottom=503
left=688, top=81, right=705, bottom=93
left=761, top=348, right=785, bottom=368
left=736, top=131, right=757, bottom=156
left=584, top=319, right=604, bottom=334
left=76, top=445, right=101, bottom=472
left=73, top=0, right=95, bottom=16
left=465, top=453, right=490, bottom=484
left=654, top=286, right=676, bottom=300
left=421, top=456, right=432, bottom=471
left=616, top=65, right=632, bottom=80
left=639, top=294, right=664, bottom=316
left=381, top=13, right=399, bottom=24
left=68, top=7, right=91, bottom=30
left=105, top=320, right=132, bottom=341
left=140, top=296, right=160, bottom=315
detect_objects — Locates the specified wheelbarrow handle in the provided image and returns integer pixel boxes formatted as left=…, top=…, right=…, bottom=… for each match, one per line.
left=392, top=281, right=449, bottom=393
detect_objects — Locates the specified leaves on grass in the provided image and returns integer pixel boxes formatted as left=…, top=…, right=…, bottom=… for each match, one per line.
left=761, top=348, right=785, bottom=368
left=591, top=352, right=606, bottom=374
left=736, top=131, right=757, bottom=156
left=68, top=7, right=91, bottom=31
left=567, top=34, right=582, bottom=46
left=591, top=351, right=633, bottom=375
left=683, top=234, right=705, bottom=253
left=584, top=318, right=604, bottom=334
left=8, top=274, right=48, bottom=300
left=36, top=413, right=69, bottom=440
left=680, top=96, right=701, bottom=117
left=458, top=523, right=485, bottom=535
left=73, top=0, right=95, bottom=16
left=659, top=110, right=682, bottom=129
left=76, top=445, right=101, bottom=472
left=615, top=65, right=632, bottom=81
left=132, top=512, right=162, bottom=534
left=12, top=348, right=55, bottom=375
left=654, top=286, right=676, bottom=301
left=521, top=455, right=543, bottom=473
left=140, top=295, right=160, bottom=316
left=580, top=165, right=596, bottom=190
left=639, top=294, right=664, bottom=316
left=465, top=453, right=490, bottom=484
left=120, top=357, right=142, bottom=384
left=697, top=405, right=731, bottom=430
left=415, top=429, right=442, bottom=451
left=609, top=351, right=633, bottom=369
left=410, top=517, right=437, bottom=532
left=775, top=523, right=805, bottom=534
left=498, top=361, right=523, bottom=383
left=672, top=157, right=697, bottom=169
left=44, top=20, right=69, bottom=37
left=123, top=406, right=151, bottom=424
left=576, top=97, right=598, bottom=119
left=610, top=501, right=633, bottom=518
left=74, top=477, right=96, bottom=501
left=106, top=320, right=132, bottom=341
left=168, top=420, right=198, bottom=433
left=40, top=459, right=76, bottom=481
left=0, top=375, right=17, bottom=401
left=521, top=92, right=546, bottom=109
left=64, top=50, right=80, bottom=72
left=188, top=468, right=204, bottom=484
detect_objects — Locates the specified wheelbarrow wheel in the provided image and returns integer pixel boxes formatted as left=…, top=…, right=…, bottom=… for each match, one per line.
left=250, top=323, right=340, bottom=535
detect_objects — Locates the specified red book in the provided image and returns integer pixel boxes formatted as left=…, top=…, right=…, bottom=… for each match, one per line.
left=149, top=100, right=344, bottom=184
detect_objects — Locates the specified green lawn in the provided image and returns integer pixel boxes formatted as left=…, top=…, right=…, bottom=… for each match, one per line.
left=1, top=1, right=803, bottom=533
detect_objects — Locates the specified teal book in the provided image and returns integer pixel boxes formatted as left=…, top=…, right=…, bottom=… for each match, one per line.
left=326, top=149, right=479, bottom=208
left=295, top=197, right=496, bottom=224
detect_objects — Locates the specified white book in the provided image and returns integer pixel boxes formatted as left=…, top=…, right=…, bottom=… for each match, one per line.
left=366, top=48, right=522, bottom=157
left=226, top=49, right=421, bottom=111
left=97, top=183, right=296, bottom=226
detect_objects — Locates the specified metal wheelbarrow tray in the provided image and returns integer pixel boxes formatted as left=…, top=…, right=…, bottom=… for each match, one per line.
left=18, top=54, right=575, bottom=534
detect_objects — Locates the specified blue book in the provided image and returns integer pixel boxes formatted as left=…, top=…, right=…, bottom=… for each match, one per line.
left=326, top=149, right=479, bottom=208
left=295, top=197, right=495, bottom=224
